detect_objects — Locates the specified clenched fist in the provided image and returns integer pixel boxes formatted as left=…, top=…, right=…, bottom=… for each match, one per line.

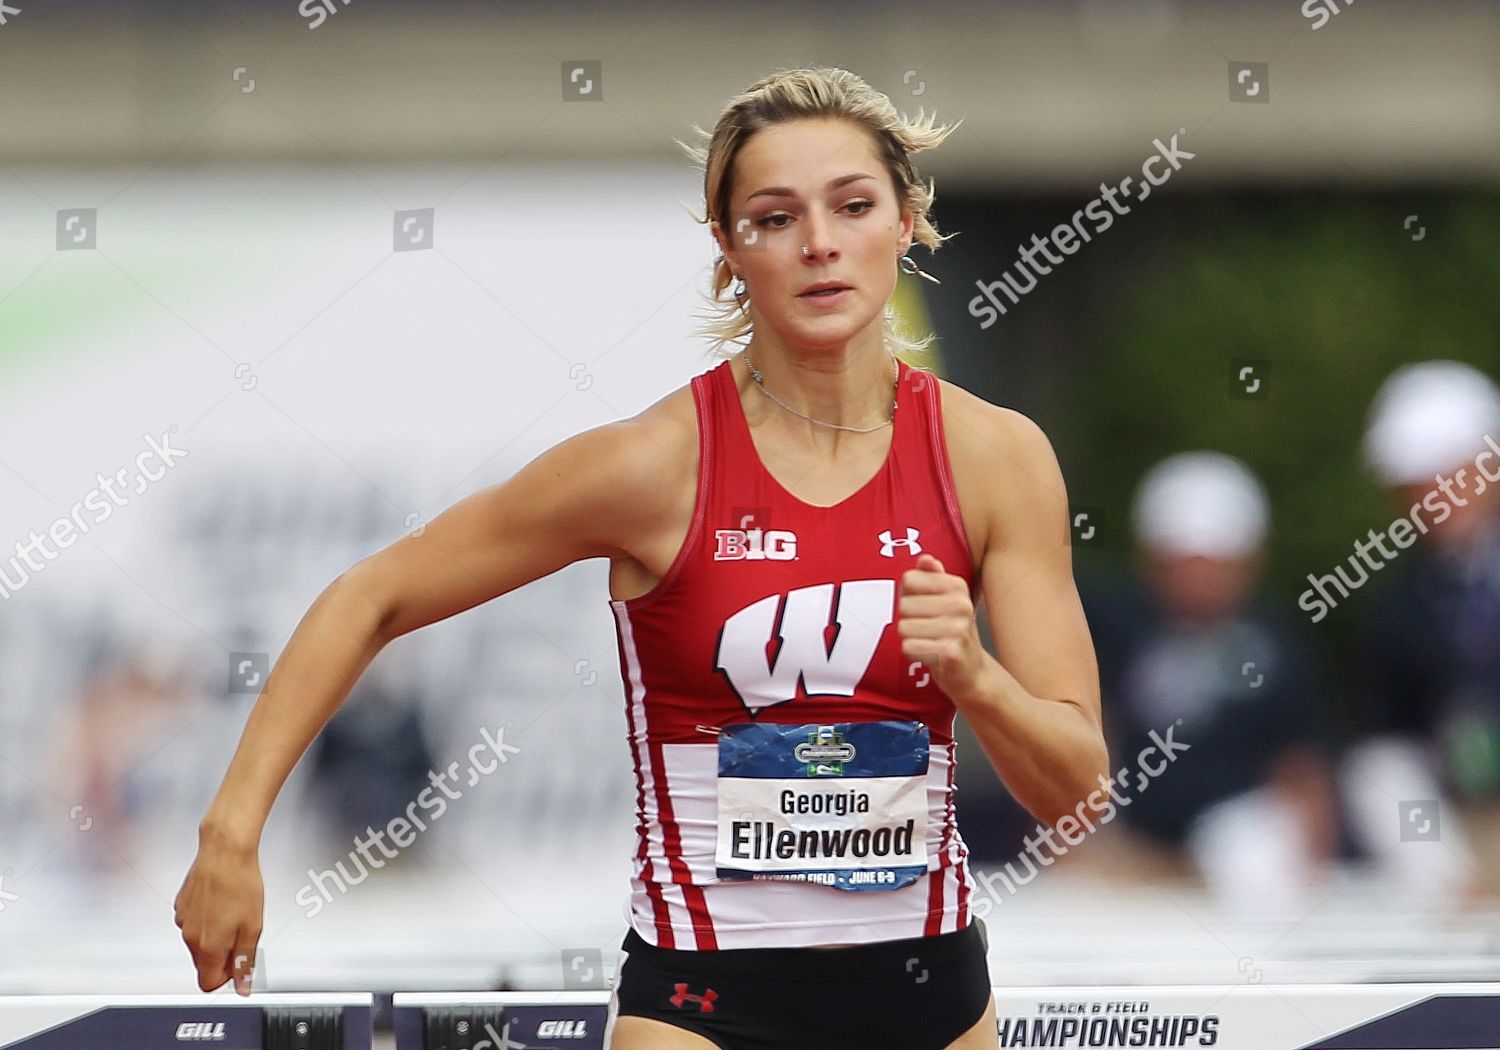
left=897, top=553, right=988, bottom=703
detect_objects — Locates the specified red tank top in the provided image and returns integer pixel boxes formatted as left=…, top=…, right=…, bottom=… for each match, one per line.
left=608, top=354, right=979, bottom=950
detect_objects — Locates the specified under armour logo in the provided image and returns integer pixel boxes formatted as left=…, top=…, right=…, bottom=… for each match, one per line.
left=878, top=527, right=922, bottom=557
left=670, top=983, right=718, bottom=1012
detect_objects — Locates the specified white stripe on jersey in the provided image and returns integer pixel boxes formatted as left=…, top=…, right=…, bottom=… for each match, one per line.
left=610, top=602, right=678, bottom=935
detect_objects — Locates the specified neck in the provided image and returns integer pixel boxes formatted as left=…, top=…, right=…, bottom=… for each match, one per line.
left=740, top=330, right=897, bottom=431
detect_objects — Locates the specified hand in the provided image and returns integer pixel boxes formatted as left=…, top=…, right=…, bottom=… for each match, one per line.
left=173, top=833, right=264, bottom=995
left=897, top=553, right=989, bottom=703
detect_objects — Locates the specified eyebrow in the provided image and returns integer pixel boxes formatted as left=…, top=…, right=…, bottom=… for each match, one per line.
left=744, top=172, right=879, bottom=202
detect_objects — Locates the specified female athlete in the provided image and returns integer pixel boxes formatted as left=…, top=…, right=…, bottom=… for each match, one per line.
left=174, top=66, right=1108, bottom=1050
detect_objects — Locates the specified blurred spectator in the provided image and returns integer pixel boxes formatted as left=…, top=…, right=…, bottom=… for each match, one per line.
left=51, top=630, right=198, bottom=886
left=304, top=656, right=437, bottom=868
left=1081, top=452, right=1340, bottom=914
left=1347, top=360, right=1500, bottom=905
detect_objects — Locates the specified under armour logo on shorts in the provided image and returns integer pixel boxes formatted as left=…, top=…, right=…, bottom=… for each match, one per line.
left=669, top=983, right=718, bottom=1012
left=878, top=527, right=922, bottom=557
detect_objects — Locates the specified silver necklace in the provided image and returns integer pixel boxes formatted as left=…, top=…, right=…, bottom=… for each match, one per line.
left=743, top=352, right=899, bottom=433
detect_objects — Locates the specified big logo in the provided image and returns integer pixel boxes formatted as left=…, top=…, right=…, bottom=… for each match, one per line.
left=714, top=528, right=797, bottom=561
left=716, top=580, right=893, bottom=715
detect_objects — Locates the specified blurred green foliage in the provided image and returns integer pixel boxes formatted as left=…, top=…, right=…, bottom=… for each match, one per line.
left=1065, top=191, right=1500, bottom=710
left=1080, top=193, right=1500, bottom=582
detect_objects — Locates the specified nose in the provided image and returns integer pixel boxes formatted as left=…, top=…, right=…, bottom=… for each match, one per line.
left=800, top=210, right=840, bottom=263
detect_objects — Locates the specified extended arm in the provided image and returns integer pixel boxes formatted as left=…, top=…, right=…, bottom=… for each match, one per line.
left=177, top=412, right=668, bottom=993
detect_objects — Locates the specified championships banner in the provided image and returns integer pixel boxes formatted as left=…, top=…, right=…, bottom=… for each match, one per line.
left=990, top=983, right=1500, bottom=1049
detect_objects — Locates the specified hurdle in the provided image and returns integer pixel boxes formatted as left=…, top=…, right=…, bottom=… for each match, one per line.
left=394, top=993, right=603, bottom=1050
left=0, top=993, right=373, bottom=1049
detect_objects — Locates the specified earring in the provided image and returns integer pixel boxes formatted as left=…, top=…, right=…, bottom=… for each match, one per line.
left=732, top=274, right=748, bottom=312
left=899, top=254, right=941, bottom=285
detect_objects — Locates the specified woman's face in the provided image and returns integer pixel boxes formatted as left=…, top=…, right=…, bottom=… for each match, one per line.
left=715, top=117, right=914, bottom=351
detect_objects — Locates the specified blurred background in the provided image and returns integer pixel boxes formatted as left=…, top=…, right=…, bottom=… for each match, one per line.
left=2, top=0, right=1499, bottom=1029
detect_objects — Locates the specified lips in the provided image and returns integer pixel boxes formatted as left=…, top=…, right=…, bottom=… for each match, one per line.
left=800, top=283, right=851, bottom=297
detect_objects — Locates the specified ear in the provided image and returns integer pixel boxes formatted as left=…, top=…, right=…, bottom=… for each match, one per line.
left=897, top=206, right=915, bottom=257
left=710, top=220, right=737, bottom=276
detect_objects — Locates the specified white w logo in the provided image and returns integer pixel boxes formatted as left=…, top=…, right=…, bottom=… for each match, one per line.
left=716, top=580, right=893, bottom=716
left=878, top=527, right=922, bottom=558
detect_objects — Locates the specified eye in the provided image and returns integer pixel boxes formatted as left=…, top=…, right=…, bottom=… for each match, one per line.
left=753, top=200, right=874, bottom=229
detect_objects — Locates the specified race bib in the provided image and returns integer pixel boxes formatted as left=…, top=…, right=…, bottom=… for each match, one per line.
left=714, top=720, right=930, bottom=892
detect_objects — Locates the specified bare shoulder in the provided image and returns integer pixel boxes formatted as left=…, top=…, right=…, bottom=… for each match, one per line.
left=629, top=380, right=700, bottom=481
left=630, top=376, right=700, bottom=449
left=935, top=377, right=1060, bottom=475
left=595, top=378, right=702, bottom=582
left=932, top=375, right=1069, bottom=558
left=595, top=379, right=699, bottom=528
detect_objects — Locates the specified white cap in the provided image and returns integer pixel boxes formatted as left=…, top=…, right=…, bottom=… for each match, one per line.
left=1362, top=360, right=1500, bottom=485
left=1132, top=451, right=1269, bottom=559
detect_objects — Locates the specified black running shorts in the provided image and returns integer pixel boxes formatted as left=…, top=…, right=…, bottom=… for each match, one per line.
left=607, top=918, right=992, bottom=1049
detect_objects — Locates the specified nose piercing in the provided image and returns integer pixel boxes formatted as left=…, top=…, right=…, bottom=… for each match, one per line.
left=802, top=245, right=812, bottom=258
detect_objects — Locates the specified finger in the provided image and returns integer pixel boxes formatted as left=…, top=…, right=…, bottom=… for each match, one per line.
left=190, top=945, right=232, bottom=993
left=231, top=941, right=259, bottom=996
left=186, top=925, right=237, bottom=993
left=899, top=590, right=968, bottom=625
left=905, top=633, right=960, bottom=660
left=898, top=618, right=947, bottom=640
left=898, top=589, right=935, bottom=609
left=899, top=569, right=951, bottom=595
left=900, top=637, right=940, bottom=665
left=897, top=594, right=952, bottom=620
left=916, top=553, right=945, bottom=574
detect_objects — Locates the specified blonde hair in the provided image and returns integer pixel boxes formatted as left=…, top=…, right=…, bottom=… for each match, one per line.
left=676, top=66, right=961, bottom=360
